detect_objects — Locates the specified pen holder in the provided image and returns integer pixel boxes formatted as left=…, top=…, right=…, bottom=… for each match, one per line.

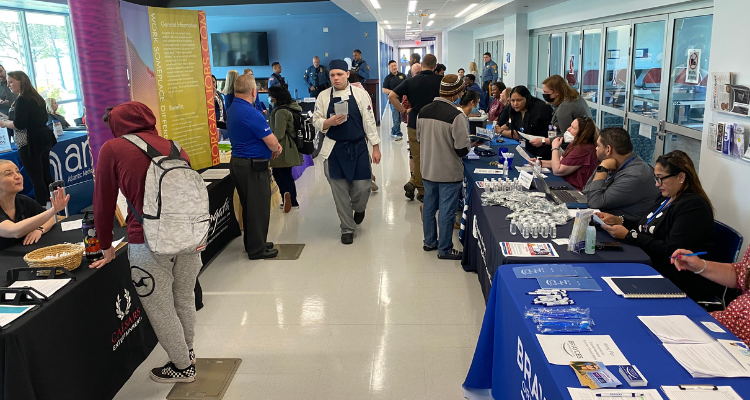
left=498, top=148, right=509, bottom=164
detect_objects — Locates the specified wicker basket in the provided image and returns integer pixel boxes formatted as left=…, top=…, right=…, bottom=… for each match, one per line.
left=23, top=243, right=85, bottom=275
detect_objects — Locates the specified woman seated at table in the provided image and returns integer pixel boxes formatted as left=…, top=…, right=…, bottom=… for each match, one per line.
left=672, top=246, right=750, bottom=345
left=532, top=116, right=598, bottom=190
left=0, top=160, right=70, bottom=251
left=487, top=81, right=507, bottom=122
left=542, top=75, right=592, bottom=133
left=595, top=150, right=720, bottom=302
left=45, top=97, right=71, bottom=129
left=494, top=85, right=554, bottom=160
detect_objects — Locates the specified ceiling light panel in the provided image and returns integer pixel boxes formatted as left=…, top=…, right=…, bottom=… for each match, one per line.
left=455, top=3, right=477, bottom=18
left=408, top=1, right=417, bottom=12
left=369, top=0, right=381, bottom=9
left=426, top=20, right=434, bottom=26
left=429, top=13, right=436, bottom=18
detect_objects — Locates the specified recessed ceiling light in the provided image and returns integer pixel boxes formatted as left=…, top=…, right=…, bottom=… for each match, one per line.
left=386, top=24, right=392, bottom=29
left=369, top=0, right=381, bottom=9
left=383, top=20, right=389, bottom=24
left=429, top=13, right=436, bottom=18
left=408, top=1, right=417, bottom=12
left=455, top=3, right=477, bottom=17
left=355, top=12, right=360, bottom=14
left=426, top=20, right=434, bottom=26
left=406, top=20, right=412, bottom=24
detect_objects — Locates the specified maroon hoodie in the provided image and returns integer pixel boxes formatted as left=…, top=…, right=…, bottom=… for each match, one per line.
left=93, top=102, right=189, bottom=250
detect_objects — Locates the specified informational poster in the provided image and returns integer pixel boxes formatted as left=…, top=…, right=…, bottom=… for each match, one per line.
left=0, top=127, right=10, bottom=153
left=148, top=8, right=219, bottom=170
left=686, top=49, right=701, bottom=84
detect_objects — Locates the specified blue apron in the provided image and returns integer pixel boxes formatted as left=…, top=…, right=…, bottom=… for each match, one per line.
left=326, top=86, right=371, bottom=182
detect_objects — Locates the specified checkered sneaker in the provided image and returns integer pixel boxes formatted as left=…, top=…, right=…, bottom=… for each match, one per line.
left=149, top=362, right=196, bottom=383
left=189, top=349, right=196, bottom=365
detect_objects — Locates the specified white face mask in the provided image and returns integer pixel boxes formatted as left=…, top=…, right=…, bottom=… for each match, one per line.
left=564, top=130, right=575, bottom=143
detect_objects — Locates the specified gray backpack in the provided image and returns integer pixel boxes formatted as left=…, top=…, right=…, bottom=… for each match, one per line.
left=122, top=134, right=210, bottom=255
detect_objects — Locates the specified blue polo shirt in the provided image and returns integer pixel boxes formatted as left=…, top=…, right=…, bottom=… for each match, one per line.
left=227, top=97, right=273, bottom=159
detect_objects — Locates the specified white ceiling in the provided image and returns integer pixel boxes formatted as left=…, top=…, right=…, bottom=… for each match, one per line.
left=331, top=0, right=569, bottom=40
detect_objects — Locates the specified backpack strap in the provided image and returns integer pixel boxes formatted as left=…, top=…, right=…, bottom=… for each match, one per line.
left=169, top=141, right=182, bottom=158
left=121, top=134, right=165, bottom=160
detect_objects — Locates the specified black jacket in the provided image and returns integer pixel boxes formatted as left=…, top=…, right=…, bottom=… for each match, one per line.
left=11, top=96, right=56, bottom=153
left=622, top=192, right=721, bottom=302
left=496, top=98, right=553, bottom=159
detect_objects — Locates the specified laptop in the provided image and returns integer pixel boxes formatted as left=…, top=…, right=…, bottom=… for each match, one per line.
left=532, top=169, right=588, bottom=206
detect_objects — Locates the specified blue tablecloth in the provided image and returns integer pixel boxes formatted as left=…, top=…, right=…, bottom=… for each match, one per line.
left=463, top=262, right=750, bottom=400
left=460, top=142, right=652, bottom=300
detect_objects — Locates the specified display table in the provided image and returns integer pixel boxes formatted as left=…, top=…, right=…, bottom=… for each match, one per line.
left=461, top=141, right=651, bottom=301
left=199, top=163, right=242, bottom=268
left=0, top=218, right=157, bottom=400
left=463, top=262, right=750, bottom=400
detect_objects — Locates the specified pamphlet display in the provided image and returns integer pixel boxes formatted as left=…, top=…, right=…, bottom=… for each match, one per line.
left=536, top=334, right=630, bottom=365
left=0, top=127, right=11, bottom=153
left=500, top=242, right=559, bottom=257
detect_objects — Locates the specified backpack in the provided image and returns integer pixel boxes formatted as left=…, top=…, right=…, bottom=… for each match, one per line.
left=276, top=105, right=316, bottom=155
left=121, top=134, right=210, bottom=255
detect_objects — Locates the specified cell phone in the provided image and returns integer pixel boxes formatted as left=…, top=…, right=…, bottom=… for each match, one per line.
left=596, top=242, right=623, bottom=251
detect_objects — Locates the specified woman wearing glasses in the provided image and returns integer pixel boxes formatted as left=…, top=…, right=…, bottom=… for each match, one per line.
left=595, top=151, right=720, bottom=302
left=531, top=116, right=598, bottom=190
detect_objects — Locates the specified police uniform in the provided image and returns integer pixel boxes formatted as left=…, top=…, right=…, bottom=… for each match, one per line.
left=303, top=65, right=331, bottom=98
left=352, top=59, right=370, bottom=80
left=481, top=59, right=499, bottom=111
left=312, top=60, right=380, bottom=243
left=269, top=72, right=288, bottom=89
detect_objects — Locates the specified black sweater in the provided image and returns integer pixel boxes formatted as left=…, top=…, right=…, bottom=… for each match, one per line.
left=496, top=98, right=553, bottom=159
left=622, top=192, right=721, bottom=302
left=12, top=96, right=56, bottom=153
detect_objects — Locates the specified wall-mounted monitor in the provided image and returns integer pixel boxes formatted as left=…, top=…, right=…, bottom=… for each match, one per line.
left=211, top=32, right=269, bottom=67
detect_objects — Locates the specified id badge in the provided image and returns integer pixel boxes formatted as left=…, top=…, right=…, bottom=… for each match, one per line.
left=548, top=130, right=558, bottom=138
left=520, top=139, right=526, bottom=148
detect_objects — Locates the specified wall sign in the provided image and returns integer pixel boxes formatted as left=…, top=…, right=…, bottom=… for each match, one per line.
left=686, top=49, right=701, bottom=84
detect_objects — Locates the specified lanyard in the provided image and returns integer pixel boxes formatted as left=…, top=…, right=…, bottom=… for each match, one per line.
left=606, top=155, right=636, bottom=183
left=645, top=198, right=673, bottom=227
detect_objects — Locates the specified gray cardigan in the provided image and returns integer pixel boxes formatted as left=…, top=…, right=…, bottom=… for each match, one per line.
left=551, top=96, right=592, bottom=133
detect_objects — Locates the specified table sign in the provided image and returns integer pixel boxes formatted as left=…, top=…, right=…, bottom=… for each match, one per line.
left=518, top=170, right=534, bottom=190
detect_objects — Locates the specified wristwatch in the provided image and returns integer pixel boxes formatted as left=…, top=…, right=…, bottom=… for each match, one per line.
left=595, top=166, right=611, bottom=173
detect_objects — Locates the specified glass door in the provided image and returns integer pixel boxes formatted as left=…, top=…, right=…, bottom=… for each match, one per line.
left=537, top=34, right=550, bottom=97
left=599, top=23, right=631, bottom=133
left=565, top=30, right=581, bottom=90
left=550, top=33, right=563, bottom=78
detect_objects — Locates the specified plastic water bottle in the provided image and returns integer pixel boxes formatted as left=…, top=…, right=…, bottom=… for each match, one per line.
left=510, top=219, right=517, bottom=235
left=541, top=223, right=549, bottom=238
left=551, top=224, right=557, bottom=239
left=82, top=211, right=103, bottom=261
left=503, top=158, right=509, bottom=177
left=532, top=223, right=539, bottom=239
left=585, top=221, right=596, bottom=255
left=522, top=223, right=530, bottom=239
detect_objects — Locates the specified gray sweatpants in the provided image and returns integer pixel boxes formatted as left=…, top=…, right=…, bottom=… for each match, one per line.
left=324, top=160, right=371, bottom=234
left=129, top=243, right=202, bottom=370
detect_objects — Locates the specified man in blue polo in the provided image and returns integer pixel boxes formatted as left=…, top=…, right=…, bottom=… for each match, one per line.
left=303, top=56, right=330, bottom=98
left=481, top=52, right=498, bottom=111
left=227, top=74, right=282, bottom=259
left=351, top=49, right=370, bottom=80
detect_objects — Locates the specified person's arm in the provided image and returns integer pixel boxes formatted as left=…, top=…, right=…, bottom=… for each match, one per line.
left=262, top=133, right=282, bottom=159
left=551, top=138, right=582, bottom=176
left=672, top=249, right=739, bottom=289
left=491, top=63, right=498, bottom=82
left=358, top=61, right=370, bottom=79
left=270, top=109, right=288, bottom=142
left=92, top=143, right=120, bottom=251
left=0, top=191, right=68, bottom=240
left=453, top=113, right=471, bottom=157
left=304, top=68, right=313, bottom=90
left=583, top=170, right=644, bottom=210
left=388, top=80, right=409, bottom=114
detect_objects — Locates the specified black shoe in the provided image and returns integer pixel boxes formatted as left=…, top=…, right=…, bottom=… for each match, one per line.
left=354, top=211, right=365, bottom=225
left=149, top=362, right=196, bottom=383
left=248, top=248, right=278, bottom=259
left=189, top=349, right=196, bottom=365
left=416, top=194, right=424, bottom=203
left=341, top=233, right=354, bottom=245
left=423, top=245, right=437, bottom=251
left=404, top=182, right=415, bottom=200
left=265, top=242, right=274, bottom=249
left=438, top=249, right=463, bottom=260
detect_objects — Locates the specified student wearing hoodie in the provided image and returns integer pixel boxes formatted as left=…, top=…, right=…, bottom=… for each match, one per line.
left=268, top=86, right=303, bottom=212
left=91, top=101, right=201, bottom=383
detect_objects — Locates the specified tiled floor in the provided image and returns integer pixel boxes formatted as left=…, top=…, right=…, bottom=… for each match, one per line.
left=114, top=122, right=486, bottom=400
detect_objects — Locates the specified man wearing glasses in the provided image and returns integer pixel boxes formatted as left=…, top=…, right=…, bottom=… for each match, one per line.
left=582, top=127, right=660, bottom=220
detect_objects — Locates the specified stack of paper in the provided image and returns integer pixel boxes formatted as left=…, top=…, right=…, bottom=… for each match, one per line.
left=661, top=385, right=743, bottom=400
left=6, top=278, right=72, bottom=300
left=663, top=342, right=750, bottom=378
left=638, top=315, right=714, bottom=344
left=200, top=169, right=230, bottom=180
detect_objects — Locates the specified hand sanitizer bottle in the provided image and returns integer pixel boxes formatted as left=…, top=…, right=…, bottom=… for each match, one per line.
left=585, top=221, right=596, bottom=255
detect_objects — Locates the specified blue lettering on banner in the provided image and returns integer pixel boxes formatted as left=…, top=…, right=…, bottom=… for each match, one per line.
left=517, top=336, right=547, bottom=400
left=49, top=134, right=94, bottom=186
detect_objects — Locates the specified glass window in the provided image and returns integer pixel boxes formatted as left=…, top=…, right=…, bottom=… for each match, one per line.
left=0, top=10, right=29, bottom=72
left=627, top=120, right=658, bottom=165
left=550, top=33, right=563, bottom=77
left=630, top=21, right=666, bottom=117
left=528, top=35, right=538, bottom=88
left=667, top=14, right=713, bottom=130
left=26, top=13, right=78, bottom=102
left=604, top=25, right=630, bottom=110
left=537, top=35, right=549, bottom=88
left=601, top=111, right=624, bottom=130
left=664, top=132, right=701, bottom=171
left=582, top=28, right=601, bottom=103
left=56, top=100, right=81, bottom=121
left=565, top=31, right=581, bottom=90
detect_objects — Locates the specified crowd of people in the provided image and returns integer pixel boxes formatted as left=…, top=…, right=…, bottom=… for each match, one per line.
left=0, top=47, right=749, bottom=386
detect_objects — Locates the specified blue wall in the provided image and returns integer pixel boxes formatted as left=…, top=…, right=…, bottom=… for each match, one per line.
left=196, top=3, right=377, bottom=105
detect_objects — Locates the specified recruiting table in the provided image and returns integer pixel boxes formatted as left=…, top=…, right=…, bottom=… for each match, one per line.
left=0, top=219, right=157, bottom=400
left=463, top=262, right=750, bottom=400
left=200, top=163, right=242, bottom=269
left=460, top=141, right=651, bottom=300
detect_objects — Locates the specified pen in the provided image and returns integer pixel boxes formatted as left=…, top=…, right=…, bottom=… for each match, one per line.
left=595, top=394, right=645, bottom=398
left=670, top=251, right=707, bottom=259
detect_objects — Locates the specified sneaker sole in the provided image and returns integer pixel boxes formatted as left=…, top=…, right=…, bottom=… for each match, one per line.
left=149, top=372, right=196, bottom=384
left=283, top=193, right=292, bottom=213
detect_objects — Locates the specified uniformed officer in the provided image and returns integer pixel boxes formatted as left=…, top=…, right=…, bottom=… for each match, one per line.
left=303, top=56, right=331, bottom=98
left=351, top=49, right=370, bottom=80
left=269, top=62, right=288, bottom=89
left=481, top=52, right=498, bottom=111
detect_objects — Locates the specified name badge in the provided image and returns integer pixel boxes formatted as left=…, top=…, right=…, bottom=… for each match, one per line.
left=520, top=139, right=526, bottom=148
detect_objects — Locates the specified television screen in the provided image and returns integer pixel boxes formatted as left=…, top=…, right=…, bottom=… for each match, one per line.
left=211, top=32, right=269, bottom=67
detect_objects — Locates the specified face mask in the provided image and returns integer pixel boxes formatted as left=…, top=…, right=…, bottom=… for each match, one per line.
left=471, top=105, right=480, bottom=115
left=564, top=130, right=575, bottom=143
left=543, top=93, right=554, bottom=103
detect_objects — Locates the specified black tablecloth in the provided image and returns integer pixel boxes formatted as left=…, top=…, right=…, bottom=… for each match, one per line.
left=460, top=141, right=652, bottom=301
left=0, top=219, right=157, bottom=400
left=201, top=163, right=241, bottom=269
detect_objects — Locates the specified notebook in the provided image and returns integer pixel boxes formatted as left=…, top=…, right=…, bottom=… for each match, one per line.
left=610, top=277, right=686, bottom=298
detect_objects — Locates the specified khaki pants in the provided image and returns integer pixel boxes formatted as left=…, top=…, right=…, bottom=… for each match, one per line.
left=407, top=127, right=424, bottom=195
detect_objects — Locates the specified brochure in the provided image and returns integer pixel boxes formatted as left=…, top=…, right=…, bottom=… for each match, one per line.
left=500, top=242, right=559, bottom=257
left=512, top=264, right=579, bottom=278
left=536, top=334, right=630, bottom=365
left=570, top=361, right=621, bottom=389
left=537, top=277, right=602, bottom=291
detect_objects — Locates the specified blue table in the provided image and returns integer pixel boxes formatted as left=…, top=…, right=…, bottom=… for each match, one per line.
left=463, top=263, right=750, bottom=400
left=460, top=142, right=651, bottom=301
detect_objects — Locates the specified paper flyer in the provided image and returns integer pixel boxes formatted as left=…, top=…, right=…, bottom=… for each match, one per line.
left=718, top=339, right=750, bottom=372
left=501, top=242, right=559, bottom=257
left=570, top=361, right=621, bottom=389
left=536, top=334, right=630, bottom=366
